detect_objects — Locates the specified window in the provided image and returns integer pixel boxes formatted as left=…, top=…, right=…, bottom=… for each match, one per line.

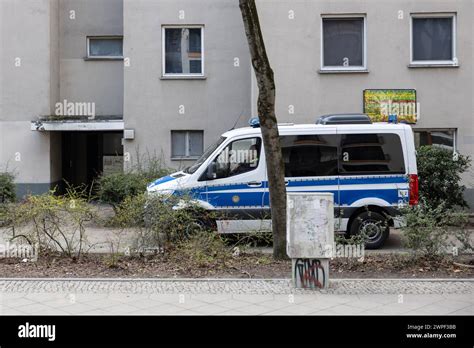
left=339, top=134, right=406, bottom=174
left=281, top=135, right=339, bottom=177
left=414, top=129, right=455, bottom=152
left=171, top=131, right=204, bottom=159
left=87, top=37, right=123, bottom=58
left=321, top=16, right=366, bottom=70
left=163, top=26, right=204, bottom=76
left=411, top=14, right=457, bottom=65
left=210, top=137, right=261, bottom=180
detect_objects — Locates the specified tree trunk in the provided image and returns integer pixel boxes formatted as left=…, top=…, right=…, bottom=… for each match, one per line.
left=239, top=0, right=287, bottom=259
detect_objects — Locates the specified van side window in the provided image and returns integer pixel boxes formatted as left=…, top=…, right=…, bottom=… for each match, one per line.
left=281, top=135, right=339, bottom=177
left=211, top=137, right=262, bottom=179
left=339, top=133, right=406, bottom=174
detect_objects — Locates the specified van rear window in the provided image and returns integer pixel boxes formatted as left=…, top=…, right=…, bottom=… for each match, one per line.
left=280, top=133, right=406, bottom=177
left=339, top=133, right=406, bottom=175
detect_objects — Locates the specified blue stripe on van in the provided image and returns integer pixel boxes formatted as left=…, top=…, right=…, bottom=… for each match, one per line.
left=174, top=187, right=207, bottom=201
left=175, top=175, right=408, bottom=207
left=195, top=176, right=407, bottom=194
left=339, top=176, right=407, bottom=185
left=339, top=189, right=400, bottom=206
left=286, top=179, right=338, bottom=187
left=208, top=192, right=263, bottom=207
left=206, top=184, right=250, bottom=192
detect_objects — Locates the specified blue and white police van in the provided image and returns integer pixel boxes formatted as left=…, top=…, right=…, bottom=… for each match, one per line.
left=147, top=114, right=419, bottom=249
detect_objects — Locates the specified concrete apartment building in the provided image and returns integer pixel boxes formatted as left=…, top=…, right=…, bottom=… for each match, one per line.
left=0, top=0, right=473, bottom=206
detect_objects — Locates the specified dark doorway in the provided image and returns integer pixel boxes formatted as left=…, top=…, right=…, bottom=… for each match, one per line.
left=61, top=131, right=123, bottom=192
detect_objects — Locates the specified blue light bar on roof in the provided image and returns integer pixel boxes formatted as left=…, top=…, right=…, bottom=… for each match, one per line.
left=388, top=114, right=398, bottom=123
left=249, top=117, right=260, bottom=128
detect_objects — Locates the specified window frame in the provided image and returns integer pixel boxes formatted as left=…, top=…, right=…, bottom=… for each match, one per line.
left=413, top=128, right=457, bottom=153
left=86, top=36, right=124, bottom=59
left=171, top=130, right=204, bottom=160
left=338, top=132, right=407, bottom=176
left=320, top=14, right=367, bottom=72
left=280, top=134, right=340, bottom=178
left=206, top=136, right=262, bottom=181
left=162, top=25, right=205, bottom=78
left=409, top=13, right=458, bottom=67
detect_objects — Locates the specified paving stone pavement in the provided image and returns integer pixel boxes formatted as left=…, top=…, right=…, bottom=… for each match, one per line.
left=0, top=278, right=473, bottom=315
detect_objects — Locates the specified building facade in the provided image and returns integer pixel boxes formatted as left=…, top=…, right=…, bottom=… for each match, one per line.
left=0, top=0, right=473, bottom=206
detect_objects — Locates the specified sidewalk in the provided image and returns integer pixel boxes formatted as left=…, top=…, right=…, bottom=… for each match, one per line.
left=1, top=278, right=473, bottom=315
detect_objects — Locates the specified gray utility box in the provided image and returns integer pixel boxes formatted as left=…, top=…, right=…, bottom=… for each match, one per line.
left=286, top=192, right=334, bottom=289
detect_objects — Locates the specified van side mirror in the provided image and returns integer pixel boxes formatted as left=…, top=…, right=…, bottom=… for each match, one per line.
left=207, top=162, right=217, bottom=180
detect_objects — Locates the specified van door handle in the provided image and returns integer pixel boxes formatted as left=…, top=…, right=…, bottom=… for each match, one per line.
left=247, top=181, right=262, bottom=188
left=285, top=180, right=290, bottom=186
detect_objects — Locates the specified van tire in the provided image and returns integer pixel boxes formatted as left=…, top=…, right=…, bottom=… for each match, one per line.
left=191, top=210, right=217, bottom=232
left=349, top=211, right=389, bottom=249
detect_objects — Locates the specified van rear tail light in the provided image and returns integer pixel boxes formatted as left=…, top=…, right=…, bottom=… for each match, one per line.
left=409, top=174, right=419, bottom=206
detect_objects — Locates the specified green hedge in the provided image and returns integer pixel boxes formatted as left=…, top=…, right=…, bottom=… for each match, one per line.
left=416, top=146, right=471, bottom=209
left=0, top=172, right=16, bottom=203
left=96, top=172, right=149, bottom=208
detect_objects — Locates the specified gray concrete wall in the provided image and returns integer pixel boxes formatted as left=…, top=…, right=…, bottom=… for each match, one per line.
left=0, top=0, right=56, bottom=189
left=1, top=0, right=473, bottom=209
left=0, top=0, right=53, bottom=122
left=123, top=0, right=251, bottom=170
left=253, top=0, right=474, bottom=207
left=50, top=0, right=60, bottom=114
left=1, top=0, right=124, bottom=193
left=59, top=0, right=124, bottom=117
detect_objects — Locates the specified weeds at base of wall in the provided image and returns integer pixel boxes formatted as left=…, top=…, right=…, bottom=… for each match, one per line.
left=96, top=151, right=172, bottom=210
left=0, top=172, right=16, bottom=204
left=400, top=200, right=472, bottom=260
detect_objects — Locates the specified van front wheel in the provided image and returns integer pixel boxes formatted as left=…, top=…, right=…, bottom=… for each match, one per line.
left=349, top=211, right=389, bottom=250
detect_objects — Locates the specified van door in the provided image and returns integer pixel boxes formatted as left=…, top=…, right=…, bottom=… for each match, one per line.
left=263, top=132, right=340, bottom=212
left=205, top=136, right=265, bottom=219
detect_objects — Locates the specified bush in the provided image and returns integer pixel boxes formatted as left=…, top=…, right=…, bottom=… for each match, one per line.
left=96, top=172, right=149, bottom=208
left=111, top=193, right=217, bottom=253
left=0, top=172, right=16, bottom=204
left=417, top=146, right=471, bottom=209
left=176, top=231, right=230, bottom=267
left=4, top=188, right=95, bottom=259
left=400, top=201, right=469, bottom=257
left=96, top=152, right=171, bottom=208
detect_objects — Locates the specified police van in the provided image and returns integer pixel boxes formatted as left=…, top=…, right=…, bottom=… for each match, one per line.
left=147, top=114, right=418, bottom=249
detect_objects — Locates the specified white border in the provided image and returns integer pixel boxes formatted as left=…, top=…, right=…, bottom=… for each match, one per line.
left=320, top=14, right=367, bottom=71
left=413, top=128, right=457, bottom=152
left=86, top=36, right=124, bottom=59
left=410, top=13, right=458, bottom=66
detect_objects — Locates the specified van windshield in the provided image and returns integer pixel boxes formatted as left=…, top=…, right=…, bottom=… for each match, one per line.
left=184, top=136, right=226, bottom=174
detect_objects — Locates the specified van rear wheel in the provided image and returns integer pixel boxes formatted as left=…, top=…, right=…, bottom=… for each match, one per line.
left=349, top=211, right=389, bottom=250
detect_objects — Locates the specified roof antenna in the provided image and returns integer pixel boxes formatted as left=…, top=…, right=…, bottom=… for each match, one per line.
left=229, top=109, right=245, bottom=131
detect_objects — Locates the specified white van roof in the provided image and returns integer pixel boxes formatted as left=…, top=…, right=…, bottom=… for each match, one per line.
left=222, top=122, right=412, bottom=138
